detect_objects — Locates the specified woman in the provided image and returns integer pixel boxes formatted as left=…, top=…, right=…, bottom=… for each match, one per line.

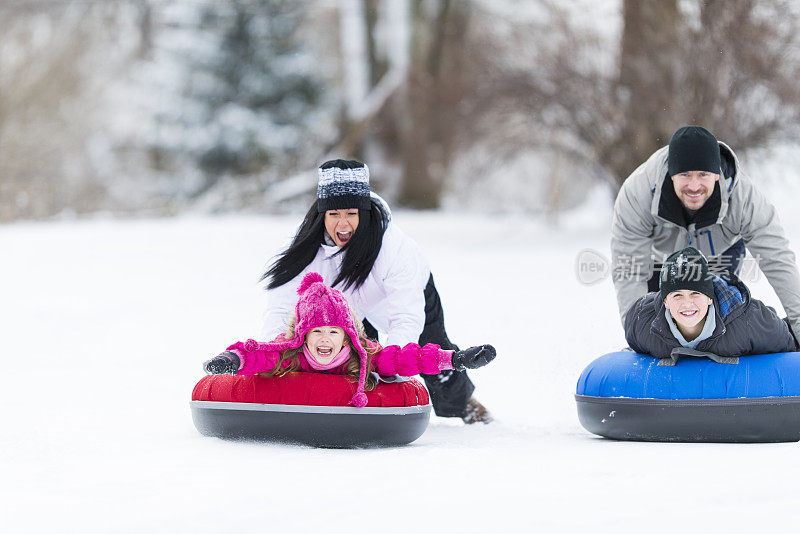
left=624, top=247, right=798, bottom=359
left=259, top=159, right=492, bottom=423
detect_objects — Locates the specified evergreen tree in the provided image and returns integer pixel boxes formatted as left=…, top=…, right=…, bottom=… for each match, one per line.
left=150, top=0, right=322, bottom=195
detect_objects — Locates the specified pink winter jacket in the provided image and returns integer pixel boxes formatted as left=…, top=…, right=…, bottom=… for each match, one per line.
left=226, top=338, right=454, bottom=378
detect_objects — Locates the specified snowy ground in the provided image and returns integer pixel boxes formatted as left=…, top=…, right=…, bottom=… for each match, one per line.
left=4, top=179, right=800, bottom=533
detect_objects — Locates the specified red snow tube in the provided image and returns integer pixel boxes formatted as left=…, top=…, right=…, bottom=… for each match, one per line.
left=190, top=372, right=431, bottom=448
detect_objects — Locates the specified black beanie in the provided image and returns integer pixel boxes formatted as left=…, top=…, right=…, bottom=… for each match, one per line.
left=667, top=126, right=721, bottom=176
left=659, top=247, right=715, bottom=302
left=317, top=159, right=372, bottom=212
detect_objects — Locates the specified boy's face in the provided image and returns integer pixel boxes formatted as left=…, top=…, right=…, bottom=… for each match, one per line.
left=671, top=171, right=719, bottom=211
left=664, top=290, right=713, bottom=330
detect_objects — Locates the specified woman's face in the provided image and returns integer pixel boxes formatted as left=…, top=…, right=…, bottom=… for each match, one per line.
left=664, top=290, right=712, bottom=330
left=305, top=326, right=346, bottom=364
left=324, top=209, right=359, bottom=248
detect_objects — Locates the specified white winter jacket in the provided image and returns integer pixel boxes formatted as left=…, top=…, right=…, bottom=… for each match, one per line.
left=611, top=142, right=800, bottom=337
left=260, top=196, right=431, bottom=347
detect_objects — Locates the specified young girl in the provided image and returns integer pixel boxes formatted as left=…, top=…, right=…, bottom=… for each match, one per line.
left=203, top=272, right=496, bottom=407
left=624, top=247, right=798, bottom=359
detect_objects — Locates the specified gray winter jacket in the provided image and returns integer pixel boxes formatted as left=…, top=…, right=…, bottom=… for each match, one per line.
left=611, top=142, right=800, bottom=336
left=624, top=275, right=798, bottom=360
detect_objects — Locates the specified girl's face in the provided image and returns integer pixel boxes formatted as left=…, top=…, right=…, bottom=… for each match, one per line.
left=664, top=290, right=713, bottom=330
left=305, top=326, right=346, bottom=364
left=324, top=209, right=359, bottom=248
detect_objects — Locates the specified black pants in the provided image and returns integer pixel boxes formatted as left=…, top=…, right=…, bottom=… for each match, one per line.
left=646, top=238, right=747, bottom=292
left=363, top=274, right=475, bottom=418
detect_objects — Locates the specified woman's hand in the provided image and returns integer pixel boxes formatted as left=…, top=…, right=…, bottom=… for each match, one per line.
left=451, top=345, right=496, bottom=371
left=203, top=351, right=241, bottom=375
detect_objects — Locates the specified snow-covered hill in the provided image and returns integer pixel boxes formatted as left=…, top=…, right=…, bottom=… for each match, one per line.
left=3, top=182, right=800, bottom=533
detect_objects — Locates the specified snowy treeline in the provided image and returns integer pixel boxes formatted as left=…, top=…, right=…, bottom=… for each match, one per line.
left=1, top=0, right=800, bottom=221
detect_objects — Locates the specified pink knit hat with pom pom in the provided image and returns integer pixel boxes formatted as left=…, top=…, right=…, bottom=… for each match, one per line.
left=244, top=272, right=370, bottom=407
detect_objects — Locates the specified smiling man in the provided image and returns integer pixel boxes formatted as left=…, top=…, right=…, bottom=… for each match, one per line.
left=611, top=125, right=800, bottom=341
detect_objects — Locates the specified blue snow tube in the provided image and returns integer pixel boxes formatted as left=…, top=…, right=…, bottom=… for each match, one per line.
left=575, top=351, right=800, bottom=443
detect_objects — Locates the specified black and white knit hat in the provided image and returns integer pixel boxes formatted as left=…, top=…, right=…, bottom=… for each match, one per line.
left=659, top=246, right=715, bottom=302
left=317, top=159, right=372, bottom=212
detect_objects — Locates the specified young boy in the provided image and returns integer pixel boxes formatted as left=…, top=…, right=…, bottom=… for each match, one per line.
left=624, top=247, right=798, bottom=359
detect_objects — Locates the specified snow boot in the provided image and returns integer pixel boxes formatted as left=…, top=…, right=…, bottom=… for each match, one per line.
left=462, top=397, right=493, bottom=424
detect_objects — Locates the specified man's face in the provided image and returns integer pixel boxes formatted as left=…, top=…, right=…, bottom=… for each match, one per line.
left=671, top=171, right=719, bottom=211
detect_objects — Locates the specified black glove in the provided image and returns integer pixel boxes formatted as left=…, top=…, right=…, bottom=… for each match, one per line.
left=203, top=351, right=241, bottom=375
left=451, top=345, right=496, bottom=371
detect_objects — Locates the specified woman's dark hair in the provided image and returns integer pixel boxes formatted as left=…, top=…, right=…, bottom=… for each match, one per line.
left=262, top=197, right=389, bottom=291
